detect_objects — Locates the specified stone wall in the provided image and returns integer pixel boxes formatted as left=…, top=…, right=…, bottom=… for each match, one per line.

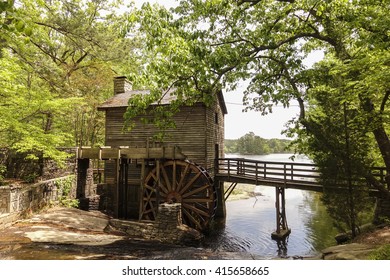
left=41, top=148, right=77, bottom=180
left=0, top=176, right=76, bottom=229
left=108, top=203, right=203, bottom=245
left=77, top=158, right=100, bottom=211
left=1, top=148, right=76, bottom=182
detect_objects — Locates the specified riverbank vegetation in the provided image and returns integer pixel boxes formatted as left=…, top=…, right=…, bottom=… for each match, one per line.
left=369, top=244, right=390, bottom=260
left=225, top=132, right=293, bottom=155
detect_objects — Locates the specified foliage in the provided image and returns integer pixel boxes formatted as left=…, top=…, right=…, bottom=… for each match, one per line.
left=369, top=244, right=390, bottom=260
left=296, top=61, right=380, bottom=234
left=22, top=172, right=39, bottom=184
left=0, top=50, right=74, bottom=162
left=128, top=0, right=390, bottom=230
left=225, top=132, right=292, bottom=155
left=0, top=0, right=140, bottom=178
left=1, top=0, right=33, bottom=50
left=55, top=176, right=78, bottom=208
left=0, top=164, right=5, bottom=185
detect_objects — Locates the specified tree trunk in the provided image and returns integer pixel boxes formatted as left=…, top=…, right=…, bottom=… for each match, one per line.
left=372, top=125, right=390, bottom=194
left=361, top=97, right=390, bottom=221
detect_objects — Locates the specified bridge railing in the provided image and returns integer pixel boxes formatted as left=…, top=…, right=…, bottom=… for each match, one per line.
left=215, top=158, right=387, bottom=188
left=215, top=158, right=320, bottom=185
left=370, top=167, right=388, bottom=185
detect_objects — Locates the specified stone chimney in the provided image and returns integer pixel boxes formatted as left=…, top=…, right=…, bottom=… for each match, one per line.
left=114, top=76, right=132, bottom=95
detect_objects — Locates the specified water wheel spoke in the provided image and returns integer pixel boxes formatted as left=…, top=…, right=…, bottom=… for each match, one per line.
left=172, top=160, right=177, bottom=191
left=182, top=202, right=210, bottom=219
left=150, top=172, right=158, bottom=182
left=141, top=205, right=155, bottom=219
left=142, top=194, right=155, bottom=209
left=142, top=207, right=156, bottom=216
left=182, top=207, right=202, bottom=229
left=177, top=163, right=191, bottom=190
left=158, top=183, right=169, bottom=195
left=143, top=159, right=216, bottom=231
left=144, top=184, right=157, bottom=192
left=142, top=197, right=157, bottom=201
left=143, top=193, right=166, bottom=201
left=143, top=189, right=155, bottom=201
left=178, top=172, right=202, bottom=195
left=183, top=197, right=214, bottom=203
left=160, top=164, right=172, bottom=191
left=181, top=184, right=210, bottom=199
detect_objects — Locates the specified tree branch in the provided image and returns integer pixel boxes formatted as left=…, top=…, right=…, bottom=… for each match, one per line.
left=380, top=90, right=390, bottom=113
left=237, top=0, right=295, bottom=6
left=30, top=39, right=66, bottom=66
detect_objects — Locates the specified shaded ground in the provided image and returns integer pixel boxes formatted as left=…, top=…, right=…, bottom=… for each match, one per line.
left=0, top=207, right=261, bottom=260
left=319, top=225, right=390, bottom=260
left=353, top=225, right=390, bottom=245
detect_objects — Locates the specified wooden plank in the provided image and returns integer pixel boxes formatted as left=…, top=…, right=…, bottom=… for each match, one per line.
left=79, top=147, right=100, bottom=159
left=101, top=148, right=119, bottom=159
left=104, top=105, right=209, bottom=167
left=77, top=146, right=186, bottom=160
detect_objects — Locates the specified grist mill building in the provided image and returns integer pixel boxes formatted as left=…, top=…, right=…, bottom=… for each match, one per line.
left=77, top=76, right=227, bottom=231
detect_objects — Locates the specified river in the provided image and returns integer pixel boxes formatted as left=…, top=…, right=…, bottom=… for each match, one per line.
left=203, top=153, right=339, bottom=259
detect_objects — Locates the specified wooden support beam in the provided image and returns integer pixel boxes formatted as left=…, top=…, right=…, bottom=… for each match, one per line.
left=224, top=182, right=238, bottom=201
left=139, top=159, right=146, bottom=221
left=77, top=146, right=186, bottom=160
left=271, top=186, right=291, bottom=240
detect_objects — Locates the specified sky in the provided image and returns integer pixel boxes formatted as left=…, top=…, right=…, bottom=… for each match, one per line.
left=131, top=0, right=317, bottom=140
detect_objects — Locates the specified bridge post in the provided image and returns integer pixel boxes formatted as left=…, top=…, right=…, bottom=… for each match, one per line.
left=271, top=186, right=291, bottom=240
left=214, top=158, right=227, bottom=222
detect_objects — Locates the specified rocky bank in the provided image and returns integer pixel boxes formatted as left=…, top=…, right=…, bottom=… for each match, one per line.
left=0, top=207, right=389, bottom=260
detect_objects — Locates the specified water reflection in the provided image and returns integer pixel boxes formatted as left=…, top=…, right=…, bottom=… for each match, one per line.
left=204, top=187, right=338, bottom=258
left=275, top=237, right=288, bottom=258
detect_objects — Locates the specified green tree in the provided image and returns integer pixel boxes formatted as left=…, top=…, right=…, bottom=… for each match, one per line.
left=225, top=133, right=291, bottom=154
left=8, top=0, right=139, bottom=146
left=0, top=0, right=140, bottom=179
left=0, top=49, right=75, bottom=162
left=236, top=132, right=271, bottom=155
left=299, top=61, right=378, bottom=233
left=128, top=0, right=390, bottom=229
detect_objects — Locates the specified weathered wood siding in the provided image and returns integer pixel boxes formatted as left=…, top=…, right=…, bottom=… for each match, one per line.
left=102, top=100, right=224, bottom=219
left=205, top=102, right=225, bottom=177
left=104, top=103, right=209, bottom=167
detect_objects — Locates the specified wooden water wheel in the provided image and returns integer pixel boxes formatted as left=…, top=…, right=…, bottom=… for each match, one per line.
left=140, top=160, right=217, bottom=231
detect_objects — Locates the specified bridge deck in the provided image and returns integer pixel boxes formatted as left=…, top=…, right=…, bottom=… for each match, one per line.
left=215, top=158, right=385, bottom=195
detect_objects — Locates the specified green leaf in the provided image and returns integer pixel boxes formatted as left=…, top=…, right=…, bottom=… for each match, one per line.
left=15, top=20, right=25, bottom=32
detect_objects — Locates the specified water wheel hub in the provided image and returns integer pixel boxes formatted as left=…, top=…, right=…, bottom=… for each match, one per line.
left=166, top=191, right=182, bottom=203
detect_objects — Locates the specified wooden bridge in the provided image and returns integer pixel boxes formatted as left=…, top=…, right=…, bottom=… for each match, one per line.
left=215, top=157, right=386, bottom=197
left=214, top=157, right=386, bottom=239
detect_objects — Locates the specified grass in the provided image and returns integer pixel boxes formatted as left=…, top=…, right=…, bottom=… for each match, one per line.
left=369, top=244, right=390, bottom=260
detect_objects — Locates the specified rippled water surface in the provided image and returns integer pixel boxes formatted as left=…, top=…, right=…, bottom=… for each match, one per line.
left=204, top=154, right=339, bottom=259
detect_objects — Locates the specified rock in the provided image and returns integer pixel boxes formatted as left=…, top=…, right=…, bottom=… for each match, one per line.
left=177, top=224, right=203, bottom=245
left=322, top=243, right=378, bottom=260
left=335, top=232, right=352, bottom=244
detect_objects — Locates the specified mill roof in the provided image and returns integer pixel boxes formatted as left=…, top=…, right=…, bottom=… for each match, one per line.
left=98, top=87, right=228, bottom=114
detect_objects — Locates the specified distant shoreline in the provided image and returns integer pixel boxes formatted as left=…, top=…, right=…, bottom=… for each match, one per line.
left=224, top=183, right=258, bottom=201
